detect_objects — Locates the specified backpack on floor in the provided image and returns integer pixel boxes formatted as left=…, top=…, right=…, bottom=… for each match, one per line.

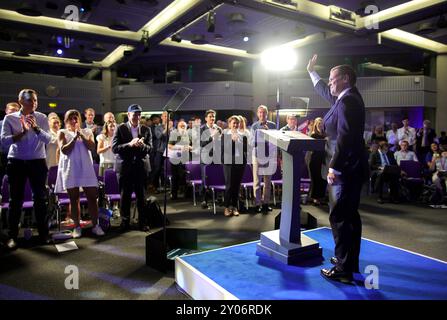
left=144, top=196, right=170, bottom=228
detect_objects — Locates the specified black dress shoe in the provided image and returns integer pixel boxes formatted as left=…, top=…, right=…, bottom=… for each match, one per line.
left=321, top=266, right=353, bottom=283
left=377, top=198, right=384, bottom=204
left=262, top=204, right=273, bottom=212
left=6, top=238, right=18, bottom=250
left=255, top=206, right=262, bottom=214
left=330, top=256, right=338, bottom=265
left=139, top=225, right=150, bottom=232
left=201, top=201, right=208, bottom=209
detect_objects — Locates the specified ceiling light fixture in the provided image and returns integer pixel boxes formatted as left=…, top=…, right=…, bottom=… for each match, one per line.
left=261, top=46, right=297, bottom=71
left=207, top=10, right=216, bottom=33
left=171, top=34, right=182, bottom=43
left=16, top=3, right=42, bottom=16
left=190, top=34, right=208, bottom=45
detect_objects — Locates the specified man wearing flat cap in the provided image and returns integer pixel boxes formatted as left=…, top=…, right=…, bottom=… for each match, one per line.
left=112, top=104, right=153, bottom=231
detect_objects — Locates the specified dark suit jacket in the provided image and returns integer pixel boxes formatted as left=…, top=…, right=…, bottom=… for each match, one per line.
left=416, top=127, right=437, bottom=149
left=369, top=151, right=397, bottom=171
left=112, top=122, right=153, bottom=175
left=316, top=80, right=368, bottom=180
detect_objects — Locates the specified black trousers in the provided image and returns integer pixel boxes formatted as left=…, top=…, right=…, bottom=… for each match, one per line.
left=374, top=171, right=400, bottom=200
left=118, top=163, right=147, bottom=226
left=171, top=163, right=186, bottom=197
left=223, top=164, right=245, bottom=208
left=327, top=176, right=363, bottom=273
left=6, top=159, right=49, bottom=240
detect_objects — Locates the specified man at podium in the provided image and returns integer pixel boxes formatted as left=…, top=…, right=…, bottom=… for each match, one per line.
left=307, top=54, right=368, bottom=283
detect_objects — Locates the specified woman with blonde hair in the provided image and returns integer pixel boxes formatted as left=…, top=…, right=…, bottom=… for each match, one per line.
left=96, top=120, right=117, bottom=177
left=221, top=115, right=248, bottom=217
left=55, top=109, right=104, bottom=238
left=306, top=117, right=327, bottom=205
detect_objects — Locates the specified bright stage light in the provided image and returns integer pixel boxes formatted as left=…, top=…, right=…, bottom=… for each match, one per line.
left=260, top=46, right=297, bottom=71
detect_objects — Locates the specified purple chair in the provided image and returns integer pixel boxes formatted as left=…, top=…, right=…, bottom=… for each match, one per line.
left=241, top=165, right=254, bottom=209
left=1, top=175, right=34, bottom=231
left=400, top=160, right=424, bottom=200
left=185, top=162, right=202, bottom=206
left=204, top=164, right=226, bottom=215
left=103, top=169, right=135, bottom=211
left=1, top=175, right=34, bottom=211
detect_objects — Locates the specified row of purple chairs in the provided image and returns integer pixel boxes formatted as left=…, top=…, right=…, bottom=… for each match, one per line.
left=181, top=162, right=310, bottom=215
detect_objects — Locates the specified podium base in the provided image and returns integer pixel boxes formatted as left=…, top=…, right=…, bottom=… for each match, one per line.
left=256, top=230, right=322, bottom=265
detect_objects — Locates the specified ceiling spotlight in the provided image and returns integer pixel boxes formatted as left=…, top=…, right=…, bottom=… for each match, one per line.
left=90, top=43, right=106, bottom=52
left=243, top=36, right=249, bottom=42
left=108, top=20, right=130, bottom=31
left=191, top=34, right=208, bottom=45
left=171, top=34, right=182, bottom=43
left=261, top=46, right=297, bottom=71
left=13, top=50, right=30, bottom=57
left=56, top=49, right=63, bottom=55
left=141, top=30, right=149, bottom=53
left=78, top=56, right=93, bottom=64
left=16, top=3, right=42, bottom=16
left=207, top=10, right=216, bottom=33
left=214, top=34, right=223, bottom=40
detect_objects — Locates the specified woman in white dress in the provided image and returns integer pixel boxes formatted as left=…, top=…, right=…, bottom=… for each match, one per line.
left=96, top=120, right=116, bottom=177
left=55, top=109, right=104, bottom=238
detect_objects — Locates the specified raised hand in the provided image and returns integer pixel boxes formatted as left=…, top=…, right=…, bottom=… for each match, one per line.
left=307, top=54, right=318, bottom=73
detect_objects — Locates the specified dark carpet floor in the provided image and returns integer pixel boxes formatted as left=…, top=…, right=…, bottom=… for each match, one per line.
left=0, top=193, right=446, bottom=300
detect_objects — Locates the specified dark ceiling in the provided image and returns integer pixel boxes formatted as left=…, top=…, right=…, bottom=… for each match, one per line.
left=0, top=0, right=446, bottom=82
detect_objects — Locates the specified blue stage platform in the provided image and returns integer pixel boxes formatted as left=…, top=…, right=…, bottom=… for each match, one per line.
left=175, top=227, right=447, bottom=300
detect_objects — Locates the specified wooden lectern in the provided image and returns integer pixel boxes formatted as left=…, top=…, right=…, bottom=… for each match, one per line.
left=256, top=130, right=325, bottom=264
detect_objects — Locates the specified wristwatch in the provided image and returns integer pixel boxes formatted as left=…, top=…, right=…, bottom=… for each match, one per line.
left=33, top=126, right=41, bottom=134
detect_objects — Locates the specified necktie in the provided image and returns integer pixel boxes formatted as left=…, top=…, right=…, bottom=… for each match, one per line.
left=381, top=152, right=389, bottom=166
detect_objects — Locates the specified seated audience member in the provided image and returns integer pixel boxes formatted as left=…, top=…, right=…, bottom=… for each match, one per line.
left=371, top=126, right=387, bottom=144
left=424, top=143, right=440, bottom=184
left=438, top=131, right=447, bottom=146
left=369, top=141, right=400, bottom=204
left=55, top=109, right=104, bottom=238
left=96, top=120, right=117, bottom=177
left=386, top=122, right=399, bottom=152
left=168, top=120, right=191, bottom=200
left=222, top=116, right=247, bottom=217
left=428, top=148, right=447, bottom=205
left=394, top=140, right=418, bottom=165
left=46, top=113, right=61, bottom=168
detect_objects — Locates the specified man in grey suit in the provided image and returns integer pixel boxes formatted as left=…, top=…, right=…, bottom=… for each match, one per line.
left=307, top=54, right=368, bottom=283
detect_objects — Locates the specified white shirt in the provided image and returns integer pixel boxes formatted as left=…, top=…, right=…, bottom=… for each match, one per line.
left=394, top=150, right=418, bottom=165
left=397, top=126, right=416, bottom=146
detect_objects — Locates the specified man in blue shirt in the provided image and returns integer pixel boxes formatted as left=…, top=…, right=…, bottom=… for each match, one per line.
left=250, top=105, right=276, bottom=213
left=0, top=89, right=52, bottom=250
